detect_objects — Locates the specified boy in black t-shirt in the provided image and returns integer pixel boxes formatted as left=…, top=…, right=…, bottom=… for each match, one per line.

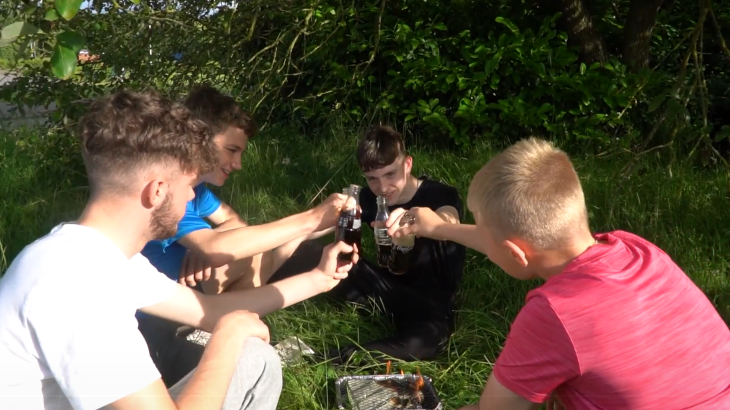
left=271, top=126, right=466, bottom=363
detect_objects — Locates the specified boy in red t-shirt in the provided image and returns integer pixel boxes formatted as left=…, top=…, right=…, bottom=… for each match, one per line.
left=390, top=138, right=730, bottom=409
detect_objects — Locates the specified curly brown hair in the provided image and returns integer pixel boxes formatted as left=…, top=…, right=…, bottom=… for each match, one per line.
left=356, top=125, right=407, bottom=172
left=78, top=89, right=217, bottom=193
left=183, top=85, right=257, bottom=137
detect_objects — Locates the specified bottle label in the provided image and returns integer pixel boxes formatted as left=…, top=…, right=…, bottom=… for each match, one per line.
left=393, top=245, right=414, bottom=253
left=337, top=216, right=349, bottom=227
left=374, top=228, right=392, bottom=245
left=352, top=218, right=361, bottom=229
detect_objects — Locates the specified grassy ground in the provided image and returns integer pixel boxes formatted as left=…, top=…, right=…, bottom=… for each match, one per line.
left=1, top=125, right=729, bottom=409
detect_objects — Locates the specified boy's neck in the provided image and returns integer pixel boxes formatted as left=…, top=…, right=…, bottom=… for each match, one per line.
left=532, top=232, right=598, bottom=280
left=394, top=174, right=421, bottom=205
left=76, top=197, right=150, bottom=259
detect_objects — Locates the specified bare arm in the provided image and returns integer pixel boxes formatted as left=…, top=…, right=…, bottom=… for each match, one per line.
left=434, top=205, right=460, bottom=224
left=306, top=226, right=335, bottom=240
left=107, top=311, right=269, bottom=410
left=207, top=202, right=248, bottom=231
left=429, top=223, right=488, bottom=255
left=179, top=212, right=316, bottom=267
left=386, top=206, right=489, bottom=255
left=458, top=373, right=542, bottom=410
left=140, top=241, right=356, bottom=331
left=178, top=194, right=344, bottom=268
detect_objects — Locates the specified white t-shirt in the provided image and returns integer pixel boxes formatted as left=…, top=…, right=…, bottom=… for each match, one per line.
left=0, top=223, right=177, bottom=410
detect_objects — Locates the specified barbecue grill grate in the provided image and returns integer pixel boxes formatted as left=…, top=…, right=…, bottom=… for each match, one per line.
left=335, top=374, right=443, bottom=410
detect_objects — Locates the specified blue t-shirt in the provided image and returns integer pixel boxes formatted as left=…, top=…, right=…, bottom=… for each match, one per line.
left=141, top=184, right=222, bottom=282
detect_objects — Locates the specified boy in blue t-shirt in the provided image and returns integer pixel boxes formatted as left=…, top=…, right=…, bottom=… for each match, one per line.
left=138, top=85, right=346, bottom=386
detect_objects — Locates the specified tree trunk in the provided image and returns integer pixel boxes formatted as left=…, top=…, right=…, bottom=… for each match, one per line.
left=553, top=0, right=610, bottom=64
left=622, top=0, right=664, bottom=70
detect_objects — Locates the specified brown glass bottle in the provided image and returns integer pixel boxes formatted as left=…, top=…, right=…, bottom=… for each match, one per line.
left=335, top=185, right=362, bottom=263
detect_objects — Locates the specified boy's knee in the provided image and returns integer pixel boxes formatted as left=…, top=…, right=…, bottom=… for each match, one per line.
left=240, top=337, right=282, bottom=383
left=223, top=337, right=282, bottom=410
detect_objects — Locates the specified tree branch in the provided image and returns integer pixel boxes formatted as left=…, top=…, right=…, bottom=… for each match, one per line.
left=708, top=5, right=730, bottom=63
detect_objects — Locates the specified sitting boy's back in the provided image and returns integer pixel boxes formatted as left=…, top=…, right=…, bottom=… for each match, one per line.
left=496, top=230, right=730, bottom=409
left=461, top=137, right=730, bottom=410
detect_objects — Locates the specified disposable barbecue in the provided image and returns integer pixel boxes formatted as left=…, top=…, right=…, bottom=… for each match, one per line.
left=335, top=370, right=442, bottom=410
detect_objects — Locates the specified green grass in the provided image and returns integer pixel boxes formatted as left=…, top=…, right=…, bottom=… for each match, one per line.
left=1, top=125, right=730, bottom=409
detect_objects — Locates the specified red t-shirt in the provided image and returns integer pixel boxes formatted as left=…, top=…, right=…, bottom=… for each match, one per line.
left=493, top=231, right=730, bottom=409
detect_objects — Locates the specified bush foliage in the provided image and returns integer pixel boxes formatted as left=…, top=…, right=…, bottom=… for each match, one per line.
left=1, top=0, right=730, bottom=161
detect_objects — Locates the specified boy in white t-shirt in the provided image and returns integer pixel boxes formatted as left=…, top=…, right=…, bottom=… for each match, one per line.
left=0, top=90, right=356, bottom=410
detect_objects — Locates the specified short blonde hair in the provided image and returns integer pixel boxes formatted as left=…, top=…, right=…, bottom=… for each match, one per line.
left=467, top=138, right=589, bottom=249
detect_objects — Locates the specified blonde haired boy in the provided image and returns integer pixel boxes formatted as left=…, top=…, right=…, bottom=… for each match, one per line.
left=391, top=138, right=730, bottom=409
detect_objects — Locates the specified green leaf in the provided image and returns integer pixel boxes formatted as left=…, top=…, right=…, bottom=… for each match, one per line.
left=715, top=125, right=730, bottom=142
left=51, top=42, right=78, bottom=79
left=45, top=9, right=60, bottom=21
left=56, top=0, right=84, bottom=21
left=603, top=96, right=615, bottom=109
left=537, top=103, right=552, bottom=116
left=647, top=94, right=666, bottom=113
left=580, top=62, right=586, bottom=75
left=495, top=17, right=519, bottom=34
left=666, top=98, right=683, bottom=116
left=57, top=31, right=84, bottom=54
left=433, top=23, right=447, bottom=31
left=1, top=22, right=42, bottom=46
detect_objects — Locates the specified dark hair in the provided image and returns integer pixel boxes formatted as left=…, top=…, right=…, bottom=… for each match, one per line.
left=78, top=89, right=217, bottom=193
left=183, top=85, right=257, bottom=137
left=356, top=125, right=407, bottom=172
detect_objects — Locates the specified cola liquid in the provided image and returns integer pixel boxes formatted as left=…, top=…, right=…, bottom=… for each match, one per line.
left=337, top=227, right=362, bottom=263
left=387, top=214, right=415, bottom=275
left=335, top=185, right=362, bottom=263
left=388, top=240, right=414, bottom=275
left=373, top=195, right=391, bottom=267
left=376, top=244, right=391, bottom=267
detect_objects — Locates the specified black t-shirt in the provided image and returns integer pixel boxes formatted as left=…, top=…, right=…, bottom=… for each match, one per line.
left=360, top=176, right=467, bottom=300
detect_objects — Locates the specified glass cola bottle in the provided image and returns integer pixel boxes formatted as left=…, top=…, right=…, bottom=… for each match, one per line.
left=388, top=213, right=415, bottom=275
left=373, top=196, right=392, bottom=267
left=335, top=185, right=362, bottom=263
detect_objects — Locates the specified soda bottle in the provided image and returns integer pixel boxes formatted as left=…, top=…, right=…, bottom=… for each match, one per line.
left=373, top=196, right=392, bottom=267
left=388, top=213, right=416, bottom=275
left=335, top=184, right=362, bottom=263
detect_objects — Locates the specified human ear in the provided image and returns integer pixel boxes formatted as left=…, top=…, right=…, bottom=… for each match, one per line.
left=504, top=239, right=528, bottom=267
left=404, top=156, right=413, bottom=173
left=141, top=179, right=168, bottom=209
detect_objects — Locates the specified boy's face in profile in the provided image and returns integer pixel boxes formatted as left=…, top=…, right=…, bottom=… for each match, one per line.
left=203, top=126, right=248, bottom=186
left=149, top=169, right=198, bottom=240
left=363, top=155, right=413, bottom=206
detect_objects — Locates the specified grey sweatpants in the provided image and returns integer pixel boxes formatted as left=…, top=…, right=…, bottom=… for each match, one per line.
left=168, top=337, right=283, bottom=410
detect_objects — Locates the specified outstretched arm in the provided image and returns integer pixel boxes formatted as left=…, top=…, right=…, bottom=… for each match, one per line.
left=140, top=241, right=357, bottom=331
left=386, top=206, right=489, bottom=255
left=178, top=193, right=345, bottom=268
left=208, top=202, right=248, bottom=231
